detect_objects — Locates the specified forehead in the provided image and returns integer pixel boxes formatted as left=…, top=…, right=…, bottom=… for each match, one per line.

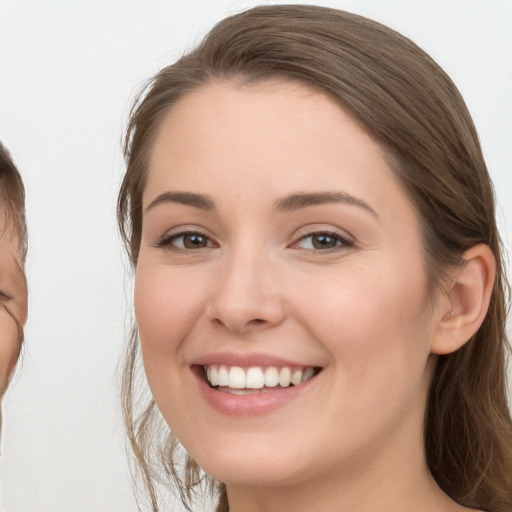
left=0, top=224, right=23, bottom=269
left=0, top=209, right=24, bottom=261
left=145, top=80, right=397, bottom=203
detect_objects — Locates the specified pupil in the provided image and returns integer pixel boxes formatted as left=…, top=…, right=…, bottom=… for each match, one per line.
left=184, top=234, right=206, bottom=248
left=313, top=234, right=336, bottom=249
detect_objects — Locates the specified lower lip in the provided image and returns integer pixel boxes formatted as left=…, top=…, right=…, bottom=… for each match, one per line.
left=192, top=366, right=317, bottom=416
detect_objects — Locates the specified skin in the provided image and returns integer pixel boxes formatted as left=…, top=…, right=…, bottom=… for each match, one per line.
left=0, top=223, right=27, bottom=395
left=135, top=80, right=485, bottom=512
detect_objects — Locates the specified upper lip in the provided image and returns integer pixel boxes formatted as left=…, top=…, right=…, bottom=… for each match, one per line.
left=191, top=351, right=319, bottom=368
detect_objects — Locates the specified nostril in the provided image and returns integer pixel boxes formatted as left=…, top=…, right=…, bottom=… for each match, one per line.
left=248, top=318, right=266, bottom=326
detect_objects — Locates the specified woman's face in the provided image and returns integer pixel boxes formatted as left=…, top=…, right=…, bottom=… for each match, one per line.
left=135, top=81, right=446, bottom=488
left=0, top=225, right=27, bottom=394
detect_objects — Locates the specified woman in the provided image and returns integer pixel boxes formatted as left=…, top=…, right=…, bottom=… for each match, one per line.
left=0, top=142, right=32, bottom=511
left=0, top=141, right=27, bottom=400
left=118, top=5, right=512, bottom=512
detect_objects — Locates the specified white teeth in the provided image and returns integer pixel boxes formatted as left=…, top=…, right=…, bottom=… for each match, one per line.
left=264, top=367, right=279, bottom=387
left=279, top=367, right=291, bottom=387
left=209, top=366, right=219, bottom=386
left=228, top=367, right=246, bottom=389
left=291, top=369, right=303, bottom=386
left=204, top=365, right=317, bottom=390
left=246, top=367, right=265, bottom=389
left=218, top=366, right=229, bottom=386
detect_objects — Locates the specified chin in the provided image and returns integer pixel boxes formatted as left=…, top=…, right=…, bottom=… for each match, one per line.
left=203, top=459, right=302, bottom=488
left=187, top=434, right=312, bottom=488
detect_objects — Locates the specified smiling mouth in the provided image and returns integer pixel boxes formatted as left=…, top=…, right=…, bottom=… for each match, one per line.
left=201, top=365, right=321, bottom=395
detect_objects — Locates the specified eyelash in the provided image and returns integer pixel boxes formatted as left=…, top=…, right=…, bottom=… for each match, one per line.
left=156, top=231, right=215, bottom=252
left=156, top=229, right=353, bottom=253
left=293, top=230, right=354, bottom=252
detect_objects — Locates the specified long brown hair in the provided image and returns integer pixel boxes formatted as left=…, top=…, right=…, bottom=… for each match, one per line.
left=118, top=5, right=512, bottom=511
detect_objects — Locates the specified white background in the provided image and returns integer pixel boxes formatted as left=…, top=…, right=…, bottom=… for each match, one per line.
left=0, top=1, right=511, bottom=511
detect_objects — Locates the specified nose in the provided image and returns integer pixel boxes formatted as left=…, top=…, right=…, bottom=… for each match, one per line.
left=206, top=245, right=286, bottom=335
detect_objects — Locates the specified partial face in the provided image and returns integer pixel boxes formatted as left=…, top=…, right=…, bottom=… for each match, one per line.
left=0, top=224, right=27, bottom=394
left=135, top=81, right=443, bottom=488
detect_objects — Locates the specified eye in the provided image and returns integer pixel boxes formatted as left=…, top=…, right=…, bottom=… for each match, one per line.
left=293, top=231, right=353, bottom=251
left=0, top=290, right=11, bottom=301
left=157, top=231, right=215, bottom=250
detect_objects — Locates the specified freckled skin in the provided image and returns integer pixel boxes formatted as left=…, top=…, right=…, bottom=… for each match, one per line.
left=0, top=226, right=27, bottom=395
left=135, top=81, right=473, bottom=512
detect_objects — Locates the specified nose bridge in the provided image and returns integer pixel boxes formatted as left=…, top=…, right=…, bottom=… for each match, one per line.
left=208, top=237, right=284, bottom=333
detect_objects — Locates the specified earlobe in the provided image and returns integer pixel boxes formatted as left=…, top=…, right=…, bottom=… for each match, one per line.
left=430, top=244, right=496, bottom=355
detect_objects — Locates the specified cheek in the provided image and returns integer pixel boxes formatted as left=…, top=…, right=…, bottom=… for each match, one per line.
left=134, top=264, right=206, bottom=362
left=134, top=263, right=213, bottom=435
left=293, top=260, right=432, bottom=377
left=289, top=263, right=433, bottom=451
left=0, top=310, right=21, bottom=393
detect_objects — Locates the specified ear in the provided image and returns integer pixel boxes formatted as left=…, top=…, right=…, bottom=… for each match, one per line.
left=430, top=244, right=496, bottom=355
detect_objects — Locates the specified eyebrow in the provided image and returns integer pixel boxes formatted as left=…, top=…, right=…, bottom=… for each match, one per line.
left=274, top=191, right=378, bottom=218
left=145, top=190, right=378, bottom=218
left=145, top=191, right=215, bottom=212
